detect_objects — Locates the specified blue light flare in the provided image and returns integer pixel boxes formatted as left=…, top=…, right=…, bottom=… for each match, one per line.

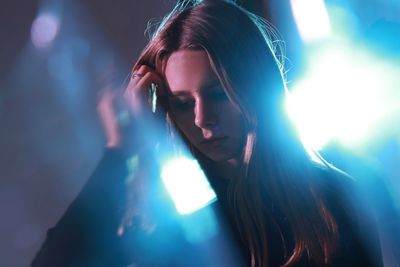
left=160, top=156, right=217, bottom=215
left=290, top=0, right=332, bottom=42
left=286, top=43, right=400, bottom=150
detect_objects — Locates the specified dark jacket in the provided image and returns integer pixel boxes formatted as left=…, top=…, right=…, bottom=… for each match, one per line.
left=31, top=149, right=387, bottom=267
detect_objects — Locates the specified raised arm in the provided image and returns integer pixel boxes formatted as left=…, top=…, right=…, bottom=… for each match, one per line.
left=31, top=149, right=129, bottom=267
left=32, top=66, right=167, bottom=267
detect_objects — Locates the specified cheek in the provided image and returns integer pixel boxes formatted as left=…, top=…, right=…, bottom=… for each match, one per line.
left=169, top=112, right=198, bottom=140
left=218, top=103, right=244, bottom=129
left=221, top=108, right=246, bottom=152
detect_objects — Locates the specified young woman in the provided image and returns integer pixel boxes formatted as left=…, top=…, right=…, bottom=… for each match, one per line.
left=32, top=0, right=387, bottom=266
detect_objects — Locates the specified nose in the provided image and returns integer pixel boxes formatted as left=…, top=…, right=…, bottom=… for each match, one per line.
left=194, top=98, right=218, bottom=130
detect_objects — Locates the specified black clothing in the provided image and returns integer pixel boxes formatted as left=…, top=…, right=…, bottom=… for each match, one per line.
left=32, top=150, right=385, bottom=267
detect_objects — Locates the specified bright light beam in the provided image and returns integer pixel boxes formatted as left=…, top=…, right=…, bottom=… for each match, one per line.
left=287, top=44, right=400, bottom=150
left=290, top=0, right=332, bottom=42
left=160, top=156, right=217, bottom=215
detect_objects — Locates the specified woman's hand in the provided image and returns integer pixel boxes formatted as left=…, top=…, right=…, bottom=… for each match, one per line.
left=125, top=65, right=165, bottom=116
left=97, top=65, right=165, bottom=152
left=97, top=88, right=121, bottom=148
left=97, top=66, right=165, bottom=235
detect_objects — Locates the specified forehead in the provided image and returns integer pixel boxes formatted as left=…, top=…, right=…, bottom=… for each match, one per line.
left=164, top=50, right=218, bottom=94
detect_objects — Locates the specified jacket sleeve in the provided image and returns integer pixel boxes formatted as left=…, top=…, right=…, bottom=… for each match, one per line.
left=31, top=149, right=130, bottom=267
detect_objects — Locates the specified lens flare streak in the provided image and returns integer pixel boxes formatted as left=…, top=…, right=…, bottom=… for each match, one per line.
left=160, top=157, right=217, bottom=215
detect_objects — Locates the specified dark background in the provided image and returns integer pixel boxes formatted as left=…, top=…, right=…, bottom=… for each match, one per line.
left=0, top=0, right=398, bottom=266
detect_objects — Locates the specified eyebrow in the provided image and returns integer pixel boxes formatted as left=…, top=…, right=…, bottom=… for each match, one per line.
left=168, top=79, right=221, bottom=97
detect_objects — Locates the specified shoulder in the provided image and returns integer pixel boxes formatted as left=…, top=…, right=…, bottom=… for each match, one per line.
left=309, top=161, right=378, bottom=231
left=310, top=160, right=393, bottom=221
left=310, top=161, right=357, bottom=202
left=310, top=162, right=385, bottom=266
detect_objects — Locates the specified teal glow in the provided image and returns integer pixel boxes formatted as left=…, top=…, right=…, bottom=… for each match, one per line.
left=290, top=0, right=332, bottom=42
left=160, top=156, right=217, bottom=215
left=287, top=43, right=400, bottom=150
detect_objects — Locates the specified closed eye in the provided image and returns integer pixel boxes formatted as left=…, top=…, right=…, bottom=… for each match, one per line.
left=168, top=85, right=228, bottom=111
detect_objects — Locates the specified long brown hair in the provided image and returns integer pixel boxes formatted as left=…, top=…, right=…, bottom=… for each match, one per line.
left=133, top=0, right=338, bottom=266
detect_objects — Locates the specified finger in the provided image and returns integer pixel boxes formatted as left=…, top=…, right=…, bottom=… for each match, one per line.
left=97, top=90, right=121, bottom=148
left=131, top=65, right=152, bottom=80
left=131, top=65, right=165, bottom=92
left=135, top=71, right=156, bottom=91
left=125, top=71, right=153, bottom=101
left=124, top=71, right=153, bottom=115
left=126, top=65, right=167, bottom=114
left=135, top=64, right=154, bottom=73
left=125, top=71, right=165, bottom=103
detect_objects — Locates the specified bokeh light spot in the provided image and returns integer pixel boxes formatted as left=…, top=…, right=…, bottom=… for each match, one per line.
left=31, top=13, right=60, bottom=48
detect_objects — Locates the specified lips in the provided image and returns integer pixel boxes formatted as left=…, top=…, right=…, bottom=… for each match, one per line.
left=200, top=136, right=228, bottom=146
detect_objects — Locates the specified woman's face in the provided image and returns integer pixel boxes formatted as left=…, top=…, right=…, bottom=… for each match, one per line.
left=164, top=50, right=246, bottom=162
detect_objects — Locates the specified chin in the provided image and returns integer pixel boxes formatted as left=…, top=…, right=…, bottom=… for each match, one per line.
left=193, top=142, right=242, bottom=163
left=202, top=151, right=237, bottom=162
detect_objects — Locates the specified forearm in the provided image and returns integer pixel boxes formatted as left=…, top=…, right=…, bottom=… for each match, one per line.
left=31, top=149, right=128, bottom=267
